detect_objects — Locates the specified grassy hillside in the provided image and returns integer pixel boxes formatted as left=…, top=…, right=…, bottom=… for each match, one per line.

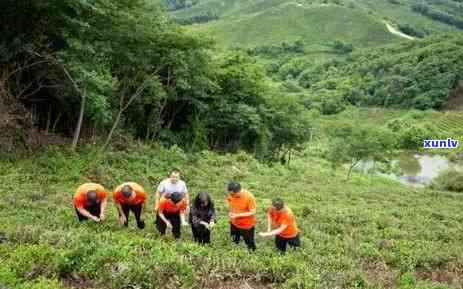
left=1, top=142, right=463, bottom=289
left=353, top=0, right=460, bottom=34
left=170, top=0, right=462, bottom=49
left=192, top=4, right=398, bottom=48
left=318, top=107, right=463, bottom=153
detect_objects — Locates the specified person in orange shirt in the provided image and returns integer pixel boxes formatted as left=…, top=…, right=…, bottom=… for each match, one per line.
left=226, top=181, right=257, bottom=250
left=113, top=182, right=147, bottom=229
left=73, top=183, right=108, bottom=223
left=259, top=198, right=300, bottom=252
left=155, top=191, right=188, bottom=239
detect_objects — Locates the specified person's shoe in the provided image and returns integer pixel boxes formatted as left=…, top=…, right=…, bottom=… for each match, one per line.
left=137, top=220, right=145, bottom=229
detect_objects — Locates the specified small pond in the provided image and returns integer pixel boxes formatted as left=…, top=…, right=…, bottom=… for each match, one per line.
left=356, top=153, right=463, bottom=187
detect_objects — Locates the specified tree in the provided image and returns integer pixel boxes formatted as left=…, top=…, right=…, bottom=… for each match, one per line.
left=263, top=94, right=313, bottom=164
left=1, top=0, right=116, bottom=150
left=205, top=52, right=269, bottom=152
left=325, top=124, right=396, bottom=179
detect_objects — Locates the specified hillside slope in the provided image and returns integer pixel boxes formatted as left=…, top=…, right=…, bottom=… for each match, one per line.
left=170, top=0, right=462, bottom=48
left=2, top=146, right=463, bottom=289
left=191, top=4, right=398, bottom=48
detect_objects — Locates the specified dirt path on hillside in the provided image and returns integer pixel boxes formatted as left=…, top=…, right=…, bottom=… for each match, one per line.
left=384, top=21, right=415, bottom=40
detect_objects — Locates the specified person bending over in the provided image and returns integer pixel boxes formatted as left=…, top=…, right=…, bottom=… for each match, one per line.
left=156, top=191, right=188, bottom=239
left=113, top=182, right=147, bottom=229
left=73, top=183, right=108, bottom=223
left=189, top=192, right=217, bottom=245
left=259, top=198, right=300, bottom=253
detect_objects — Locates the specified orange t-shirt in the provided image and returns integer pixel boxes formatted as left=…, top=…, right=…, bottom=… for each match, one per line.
left=113, top=182, right=147, bottom=205
left=227, top=190, right=257, bottom=229
left=268, top=206, right=298, bottom=239
left=157, top=196, right=187, bottom=214
left=73, top=183, right=108, bottom=209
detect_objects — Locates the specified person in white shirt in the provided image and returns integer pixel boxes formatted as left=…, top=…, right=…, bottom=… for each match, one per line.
left=155, top=169, right=189, bottom=211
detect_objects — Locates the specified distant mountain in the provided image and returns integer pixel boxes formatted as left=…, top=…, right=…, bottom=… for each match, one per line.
left=167, top=0, right=462, bottom=49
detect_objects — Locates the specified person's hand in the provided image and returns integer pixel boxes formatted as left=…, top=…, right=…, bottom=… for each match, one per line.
left=181, top=220, right=189, bottom=227
left=100, top=213, right=106, bottom=221
left=166, top=222, right=173, bottom=229
left=119, top=215, right=127, bottom=224
left=229, top=212, right=238, bottom=219
left=209, top=221, right=215, bottom=230
left=92, top=216, right=101, bottom=222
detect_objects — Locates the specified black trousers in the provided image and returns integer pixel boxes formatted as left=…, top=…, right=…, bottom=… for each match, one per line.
left=230, top=224, right=256, bottom=250
left=120, top=204, right=145, bottom=229
left=191, top=224, right=211, bottom=244
left=156, top=212, right=181, bottom=239
left=275, top=234, right=301, bottom=252
left=75, top=204, right=101, bottom=222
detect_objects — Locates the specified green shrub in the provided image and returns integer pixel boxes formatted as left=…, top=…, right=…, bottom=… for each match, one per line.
left=431, top=169, right=463, bottom=192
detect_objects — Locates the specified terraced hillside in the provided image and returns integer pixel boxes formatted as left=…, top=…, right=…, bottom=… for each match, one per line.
left=318, top=107, right=463, bottom=153
left=432, top=112, right=463, bottom=151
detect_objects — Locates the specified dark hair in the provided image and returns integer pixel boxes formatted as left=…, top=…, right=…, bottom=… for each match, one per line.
left=87, top=191, right=98, bottom=204
left=121, top=185, right=133, bottom=199
left=272, top=198, right=285, bottom=210
left=169, top=168, right=181, bottom=176
left=227, top=181, right=241, bottom=193
left=170, top=191, right=183, bottom=204
left=193, top=192, right=214, bottom=211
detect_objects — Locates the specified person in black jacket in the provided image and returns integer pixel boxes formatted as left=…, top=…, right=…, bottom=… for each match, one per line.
left=189, top=192, right=217, bottom=245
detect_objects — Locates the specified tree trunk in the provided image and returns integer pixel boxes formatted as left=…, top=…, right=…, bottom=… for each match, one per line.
left=101, top=75, right=157, bottom=149
left=45, top=104, right=52, bottom=134
left=346, top=160, right=359, bottom=180
left=92, top=123, right=97, bottom=144
left=103, top=108, right=123, bottom=149
left=52, top=111, right=62, bottom=133
left=71, top=89, right=86, bottom=151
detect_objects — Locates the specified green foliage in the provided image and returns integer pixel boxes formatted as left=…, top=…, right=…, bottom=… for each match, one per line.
left=318, top=91, right=348, bottom=115
left=1, top=0, right=315, bottom=159
left=431, top=169, right=463, bottom=192
left=325, top=123, right=397, bottom=178
left=246, top=40, right=306, bottom=57
left=174, top=11, right=219, bottom=25
left=202, top=52, right=268, bottom=151
left=331, top=40, right=354, bottom=54
left=385, top=112, right=436, bottom=150
left=277, top=58, right=312, bottom=81
left=398, top=23, right=429, bottom=38
left=162, top=0, right=200, bottom=11
left=411, top=3, right=463, bottom=30
left=261, top=94, right=313, bottom=162
left=300, top=36, right=463, bottom=110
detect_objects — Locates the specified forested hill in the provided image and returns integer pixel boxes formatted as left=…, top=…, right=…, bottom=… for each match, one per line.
left=0, top=0, right=311, bottom=157
left=1, top=0, right=462, bottom=155
left=162, top=0, right=463, bottom=113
